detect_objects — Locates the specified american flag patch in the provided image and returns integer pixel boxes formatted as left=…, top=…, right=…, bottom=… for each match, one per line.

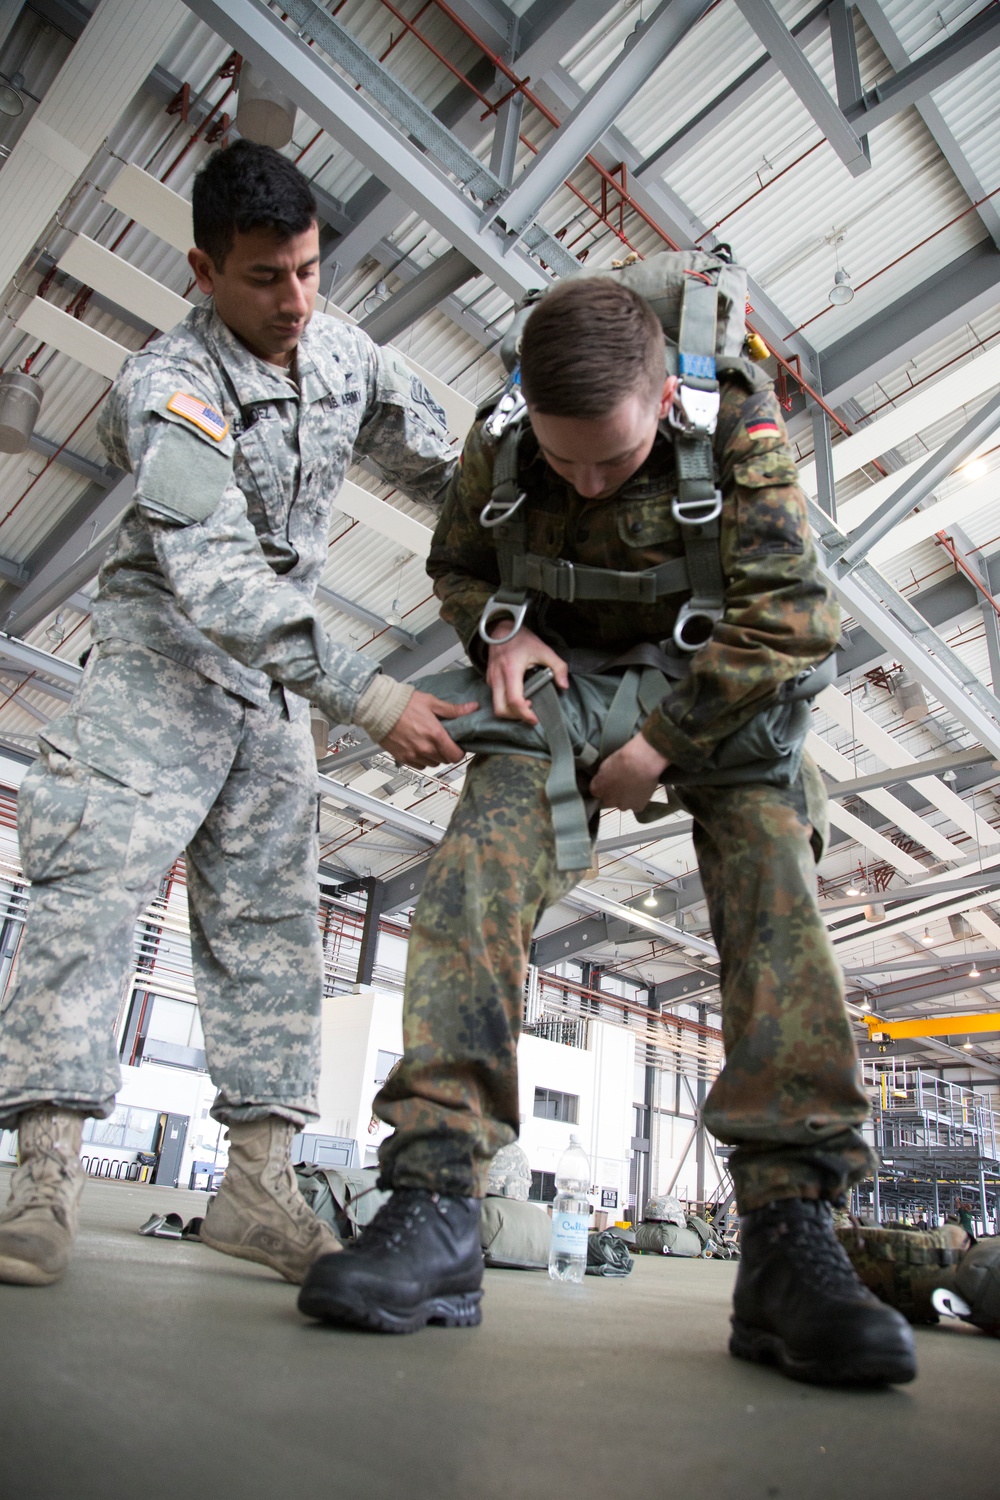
left=746, top=419, right=781, bottom=440
left=166, top=391, right=229, bottom=441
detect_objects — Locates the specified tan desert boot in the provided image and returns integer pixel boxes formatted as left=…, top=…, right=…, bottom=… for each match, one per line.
left=0, top=1107, right=85, bottom=1286
left=200, top=1116, right=341, bottom=1283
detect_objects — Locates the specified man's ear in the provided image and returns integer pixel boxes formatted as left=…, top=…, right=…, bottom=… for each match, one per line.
left=187, top=247, right=216, bottom=297
left=657, top=375, right=679, bottom=419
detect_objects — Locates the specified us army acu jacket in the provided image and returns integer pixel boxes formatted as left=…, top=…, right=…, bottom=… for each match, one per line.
left=96, top=302, right=455, bottom=725
left=427, top=380, right=840, bottom=773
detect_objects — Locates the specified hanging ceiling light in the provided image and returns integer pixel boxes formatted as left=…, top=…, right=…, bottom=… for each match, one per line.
left=864, top=901, right=885, bottom=924
left=235, top=63, right=297, bottom=149
left=828, top=268, right=854, bottom=306
left=894, top=669, right=929, bottom=722
left=962, top=1038, right=974, bottom=1051
left=921, top=926, right=934, bottom=944
left=0, top=369, right=43, bottom=453
left=969, top=963, right=981, bottom=980
left=643, top=892, right=658, bottom=909
left=0, top=71, right=26, bottom=117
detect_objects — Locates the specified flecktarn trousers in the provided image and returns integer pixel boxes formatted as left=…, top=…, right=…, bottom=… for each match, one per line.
left=375, top=752, right=874, bottom=1211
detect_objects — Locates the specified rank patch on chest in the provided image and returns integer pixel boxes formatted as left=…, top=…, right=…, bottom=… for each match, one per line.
left=746, top=418, right=781, bottom=441
left=166, top=391, right=230, bottom=441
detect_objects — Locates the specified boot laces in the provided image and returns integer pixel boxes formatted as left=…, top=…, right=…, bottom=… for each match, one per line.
left=5, top=1150, right=78, bottom=1228
left=779, top=1207, right=865, bottom=1297
left=355, top=1191, right=436, bottom=1256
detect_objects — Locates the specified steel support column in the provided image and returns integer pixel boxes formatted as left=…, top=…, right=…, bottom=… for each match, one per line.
left=732, top=0, right=870, bottom=176
left=356, top=877, right=385, bottom=986
left=486, top=0, right=715, bottom=241
left=834, top=387, right=1000, bottom=571
left=809, top=499, right=1000, bottom=759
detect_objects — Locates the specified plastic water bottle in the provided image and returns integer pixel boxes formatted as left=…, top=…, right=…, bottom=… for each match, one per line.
left=548, top=1135, right=591, bottom=1284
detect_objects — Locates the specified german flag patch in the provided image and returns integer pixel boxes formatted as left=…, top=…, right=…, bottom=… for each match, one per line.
left=746, top=418, right=781, bottom=441
left=166, top=391, right=229, bottom=441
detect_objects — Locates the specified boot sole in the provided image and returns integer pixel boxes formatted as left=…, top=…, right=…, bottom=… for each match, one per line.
left=0, top=1251, right=64, bottom=1286
left=729, top=1318, right=917, bottom=1387
left=298, top=1285, right=483, bottom=1334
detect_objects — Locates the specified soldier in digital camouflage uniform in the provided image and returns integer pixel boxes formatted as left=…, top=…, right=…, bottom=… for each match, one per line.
left=299, top=275, right=917, bottom=1384
left=0, top=141, right=473, bottom=1290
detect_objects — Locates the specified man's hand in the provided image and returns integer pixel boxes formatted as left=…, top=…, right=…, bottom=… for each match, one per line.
left=486, top=623, right=569, bottom=725
left=379, top=690, right=477, bottom=770
left=589, top=731, right=669, bottom=813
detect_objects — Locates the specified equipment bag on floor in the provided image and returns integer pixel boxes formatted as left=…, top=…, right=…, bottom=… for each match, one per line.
left=480, top=1195, right=552, bottom=1269
left=951, top=1235, right=1000, bottom=1337
left=586, top=1228, right=634, bottom=1276
left=836, top=1222, right=970, bottom=1324
left=634, top=1220, right=705, bottom=1257
left=294, top=1163, right=389, bottom=1241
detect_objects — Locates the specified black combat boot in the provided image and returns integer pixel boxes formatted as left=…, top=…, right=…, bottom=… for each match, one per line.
left=730, top=1197, right=917, bottom=1386
left=297, top=1189, right=483, bottom=1333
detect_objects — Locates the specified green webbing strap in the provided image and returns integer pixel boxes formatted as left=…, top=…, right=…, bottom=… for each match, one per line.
left=510, top=552, right=690, bottom=605
left=674, top=432, right=718, bottom=506
left=527, top=675, right=595, bottom=872
left=527, top=666, right=683, bottom=870
left=677, top=278, right=720, bottom=386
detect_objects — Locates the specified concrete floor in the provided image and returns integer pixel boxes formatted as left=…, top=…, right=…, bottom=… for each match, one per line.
left=0, top=1170, right=996, bottom=1500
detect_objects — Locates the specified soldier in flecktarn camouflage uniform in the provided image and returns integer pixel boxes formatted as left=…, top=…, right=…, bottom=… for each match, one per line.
left=0, top=142, right=474, bottom=1290
left=299, top=275, right=917, bottom=1385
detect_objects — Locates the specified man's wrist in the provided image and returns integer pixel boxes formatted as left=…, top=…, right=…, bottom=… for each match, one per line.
left=354, top=674, right=414, bottom=741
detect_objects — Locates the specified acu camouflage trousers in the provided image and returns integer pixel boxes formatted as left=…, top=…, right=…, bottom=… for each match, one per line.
left=375, top=752, right=874, bottom=1212
left=0, top=640, right=323, bottom=1129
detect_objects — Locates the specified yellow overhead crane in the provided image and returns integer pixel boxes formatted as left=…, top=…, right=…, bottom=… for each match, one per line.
left=861, top=1011, right=1000, bottom=1040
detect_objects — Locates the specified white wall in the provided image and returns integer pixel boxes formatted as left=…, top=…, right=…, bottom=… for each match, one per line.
left=517, top=1022, right=634, bottom=1215
left=316, top=984, right=404, bottom=1164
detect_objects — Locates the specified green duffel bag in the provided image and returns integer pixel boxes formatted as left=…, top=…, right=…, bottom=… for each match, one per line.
left=952, top=1235, right=1000, bottom=1337
left=480, top=1196, right=552, bottom=1269
left=634, top=1220, right=705, bottom=1257
left=293, top=1163, right=388, bottom=1241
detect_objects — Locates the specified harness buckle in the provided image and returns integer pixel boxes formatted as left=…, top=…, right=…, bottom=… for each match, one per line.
left=545, top=558, right=576, bottom=603
left=478, top=594, right=529, bottom=646
left=480, top=489, right=527, bottom=528
left=483, top=386, right=526, bottom=440
left=673, top=599, right=723, bottom=654
left=672, top=491, right=723, bottom=527
left=668, top=383, right=720, bottom=435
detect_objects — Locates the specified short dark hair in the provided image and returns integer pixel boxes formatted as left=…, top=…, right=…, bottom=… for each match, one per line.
left=519, top=278, right=665, bottom=418
left=191, top=140, right=317, bottom=268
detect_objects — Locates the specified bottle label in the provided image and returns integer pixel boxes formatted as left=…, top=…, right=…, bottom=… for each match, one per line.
left=550, top=1211, right=589, bottom=1256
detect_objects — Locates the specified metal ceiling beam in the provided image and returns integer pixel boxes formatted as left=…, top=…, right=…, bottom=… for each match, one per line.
left=835, top=555, right=999, bottom=678
left=636, top=1, right=830, bottom=179
left=183, top=0, right=561, bottom=302
left=731, top=0, right=870, bottom=176
left=486, top=0, right=715, bottom=241
left=829, top=0, right=869, bottom=167
left=825, top=748, right=996, bottom=798
left=0, top=630, right=82, bottom=687
left=856, top=0, right=1000, bottom=250
left=534, top=60, right=823, bottom=380
left=1, top=473, right=133, bottom=634
left=322, top=0, right=604, bottom=288
left=852, top=962, right=1000, bottom=1015
left=27, top=433, right=120, bottom=489
left=809, top=500, right=1000, bottom=758
left=844, top=6, right=1000, bottom=135
left=358, top=249, right=479, bottom=345
left=833, top=386, right=1000, bottom=571
left=818, top=240, right=1000, bottom=405
left=314, top=584, right=418, bottom=651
